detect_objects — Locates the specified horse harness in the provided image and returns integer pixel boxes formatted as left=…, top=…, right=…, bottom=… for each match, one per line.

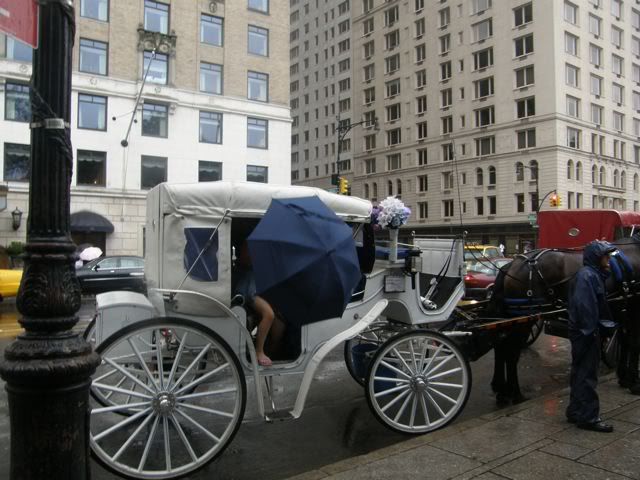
left=513, top=249, right=572, bottom=305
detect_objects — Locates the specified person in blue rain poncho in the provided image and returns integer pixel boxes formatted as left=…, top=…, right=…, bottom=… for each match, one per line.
left=566, top=240, right=616, bottom=433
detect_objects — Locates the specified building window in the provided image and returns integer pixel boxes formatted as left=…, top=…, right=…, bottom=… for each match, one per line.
left=442, top=143, right=454, bottom=161
left=418, top=202, right=428, bottom=219
left=514, top=35, right=534, bottom=57
left=78, top=94, right=107, bottom=131
left=248, top=71, right=268, bottom=102
left=199, top=111, right=223, bottom=144
left=590, top=75, right=602, bottom=96
left=248, top=25, right=269, bottom=56
left=141, top=102, right=168, bottom=137
left=439, top=7, right=450, bottom=28
left=474, top=106, right=495, bottom=126
left=385, top=54, right=400, bottom=74
left=416, top=95, right=427, bottom=114
left=417, top=121, right=428, bottom=139
left=488, top=196, right=497, bottom=215
left=564, top=1, right=578, bottom=25
left=565, top=64, right=579, bottom=87
left=386, top=103, right=401, bottom=121
left=363, top=17, right=374, bottom=35
left=143, top=51, right=168, bottom=84
left=516, top=193, right=525, bottom=213
left=589, top=44, right=602, bottom=67
left=416, top=69, right=427, bottom=88
left=488, top=166, right=496, bottom=185
left=441, top=116, right=452, bottom=134
left=515, top=66, right=534, bottom=88
left=613, top=111, right=624, bottom=131
left=387, top=153, right=401, bottom=170
left=384, top=6, right=399, bottom=26
left=476, top=168, right=484, bottom=186
left=418, top=175, right=428, bottom=192
left=589, top=14, right=602, bottom=36
left=475, top=136, right=495, bottom=156
left=385, top=30, right=400, bottom=50
left=81, top=0, right=109, bottom=21
left=611, top=26, right=623, bottom=48
left=364, top=158, right=376, bottom=174
left=612, top=55, right=624, bottom=76
left=514, top=3, right=533, bottom=27
left=567, top=127, right=581, bottom=149
left=141, top=155, right=167, bottom=189
left=247, top=117, right=268, bottom=148
left=472, top=19, right=493, bottom=42
left=566, top=95, right=580, bottom=118
left=476, top=197, right=484, bottom=215
left=5, top=82, right=30, bottom=122
left=565, top=32, right=578, bottom=56
left=198, top=161, right=222, bottom=182
left=200, top=62, right=222, bottom=94
left=612, top=83, right=624, bottom=104
left=387, top=129, right=401, bottom=146
left=144, top=1, right=169, bottom=34
left=440, top=61, right=452, bottom=80
left=3, top=143, right=30, bottom=182
left=473, top=77, right=494, bottom=99
left=77, top=150, right=106, bottom=187
left=248, top=0, right=269, bottom=13
left=591, top=104, right=603, bottom=125
left=515, top=162, right=524, bottom=181
left=472, top=0, right=492, bottom=14
left=442, top=171, right=454, bottom=190
left=516, top=97, right=535, bottom=118
left=418, top=149, right=428, bottom=166
left=612, top=0, right=622, bottom=18
left=441, top=88, right=453, bottom=107
left=201, top=14, right=223, bottom=46
left=79, top=38, right=107, bottom=75
left=385, top=79, right=401, bottom=98
left=247, top=165, right=268, bottom=183
left=473, top=48, right=493, bottom=70
left=517, top=129, right=536, bottom=149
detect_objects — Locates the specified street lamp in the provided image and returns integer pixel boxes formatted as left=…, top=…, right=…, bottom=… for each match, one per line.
left=0, top=3, right=100, bottom=479
left=334, top=116, right=378, bottom=193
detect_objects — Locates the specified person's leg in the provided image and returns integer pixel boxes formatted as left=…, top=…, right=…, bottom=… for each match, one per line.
left=253, top=296, right=274, bottom=366
left=572, top=334, right=601, bottom=424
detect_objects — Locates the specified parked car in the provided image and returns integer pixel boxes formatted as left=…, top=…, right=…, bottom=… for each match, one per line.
left=464, top=257, right=513, bottom=300
left=463, top=244, right=502, bottom=262
left=76, top=256, right=146, bottom=294
left=0, top=269, right=22, bottom=301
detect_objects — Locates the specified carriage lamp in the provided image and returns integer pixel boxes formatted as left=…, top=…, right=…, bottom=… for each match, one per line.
left=11, top=207, right=23, bottom=230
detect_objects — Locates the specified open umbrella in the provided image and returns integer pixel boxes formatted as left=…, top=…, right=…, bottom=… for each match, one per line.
left=247, top=196, right=361, bottom=326
left=79, top=246, right=103, bottom=262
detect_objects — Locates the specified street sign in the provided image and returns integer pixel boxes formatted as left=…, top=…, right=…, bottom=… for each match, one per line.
left=527, top=213, right=537, bottom=222
left=0, top=0, right=38, bottom=48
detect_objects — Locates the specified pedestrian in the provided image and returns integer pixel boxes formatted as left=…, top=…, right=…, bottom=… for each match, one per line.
left=566, top=240, right=616, bottom=432
left=499, top=243, right=505, bottom=256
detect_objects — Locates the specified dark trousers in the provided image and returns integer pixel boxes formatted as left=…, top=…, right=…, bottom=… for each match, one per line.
left=617, top=308, right=640, bottom=386
left=566, top=332, right=600, bottom=424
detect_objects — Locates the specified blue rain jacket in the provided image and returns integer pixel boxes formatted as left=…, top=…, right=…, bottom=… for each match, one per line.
left=568, top=241, right=615, bottom=337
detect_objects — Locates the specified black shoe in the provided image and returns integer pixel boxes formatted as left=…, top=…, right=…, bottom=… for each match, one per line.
left=577, top=421, right=614, bottom=433
left=629, top=383, right=640, bottom=396
left=496, top=393, right=510, bottom=407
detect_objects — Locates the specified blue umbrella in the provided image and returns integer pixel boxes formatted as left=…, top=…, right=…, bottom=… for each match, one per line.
left=247, top=196, right=361, bottom=326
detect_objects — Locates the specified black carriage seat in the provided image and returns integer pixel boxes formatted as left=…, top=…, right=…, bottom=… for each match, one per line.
left=230, top=294, right=302, bottom=362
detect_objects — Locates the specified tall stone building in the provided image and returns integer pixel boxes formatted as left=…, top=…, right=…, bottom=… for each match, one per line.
left=289, top=0, right=356, bottom=189
left=292, top=0, right=640, bottom=252
left=0, top=0, right=290, bottom=254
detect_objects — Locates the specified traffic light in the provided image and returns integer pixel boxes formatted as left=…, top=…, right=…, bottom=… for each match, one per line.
left=556, top=194, right=562, bottom=207
left=338, top=177, right=349, bottom=195
left=550, top=193, right=558, bottom=207
left=330, top=173, right=339, bottom=186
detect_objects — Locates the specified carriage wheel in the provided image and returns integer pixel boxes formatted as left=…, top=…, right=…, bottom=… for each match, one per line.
left=90, top=318, right=246, bottom=480
left=365, top=330, right=471, bottom=434
left=344, top=321, right=408, bottom=386
left=525, top=319, right=544, bottom=347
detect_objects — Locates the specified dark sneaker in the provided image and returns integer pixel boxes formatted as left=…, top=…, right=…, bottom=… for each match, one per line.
left=577, top=421, right=614, bottom=433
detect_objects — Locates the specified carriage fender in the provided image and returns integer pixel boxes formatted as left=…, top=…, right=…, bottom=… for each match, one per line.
left=94, top=291, right=158, bottom=347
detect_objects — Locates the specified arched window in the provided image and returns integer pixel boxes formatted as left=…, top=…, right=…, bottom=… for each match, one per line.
left=476, top=167, right=484, bottom=186
left=621, top=171, right=626, bottom=190
left=576, top=161, right=582, bottom=181
left=613, top=169, right=620, bottom=188
left=634, top=174, right=639, bottom=192
left=529, top=160, right=538, bottom=180
left=397, top=179, right=402, bottom=195
left=364, top=183, right=370, bottom=198
left=488, top=166, right=496, bottom=185
left=372, top=182, right=378, bottom=198
left=567, top=160, right=574, bottom=179
left=515, top=162, right=524, bottom=181
left=388, top=180, right=393, bottom=196
left=599, top=166, right=606, bottom=185
left=592, top=165, right=598, bottom=184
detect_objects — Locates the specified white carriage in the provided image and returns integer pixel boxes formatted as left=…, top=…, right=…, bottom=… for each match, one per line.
left=88, top=181, right=470, bottom=479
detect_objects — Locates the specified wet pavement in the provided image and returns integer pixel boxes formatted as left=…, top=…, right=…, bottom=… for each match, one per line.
left=0, top=298, right=579, bottom=480
left=288, top=376, right=640, bottom=480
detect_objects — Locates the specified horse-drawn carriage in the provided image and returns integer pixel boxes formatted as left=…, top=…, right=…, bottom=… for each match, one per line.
left=87, top=182, right=551, bottom=479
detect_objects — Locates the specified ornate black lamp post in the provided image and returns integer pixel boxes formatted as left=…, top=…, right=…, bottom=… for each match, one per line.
left=0, top=1, right=100, bottom=478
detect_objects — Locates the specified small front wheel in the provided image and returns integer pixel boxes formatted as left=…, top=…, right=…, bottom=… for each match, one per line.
left=365, top=330, right=471, bottom=434
left=89, top=318, right=246, bottom=479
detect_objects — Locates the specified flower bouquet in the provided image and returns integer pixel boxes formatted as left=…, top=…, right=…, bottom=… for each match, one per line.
left=371, top=197, right=411, bottom=262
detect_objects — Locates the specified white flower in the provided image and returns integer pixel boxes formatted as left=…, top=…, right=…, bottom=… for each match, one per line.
left=375, top=197, right=411, bottom=229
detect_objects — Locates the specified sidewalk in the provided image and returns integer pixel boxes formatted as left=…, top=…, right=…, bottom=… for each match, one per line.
left=288, top=375, right=640, bottom=480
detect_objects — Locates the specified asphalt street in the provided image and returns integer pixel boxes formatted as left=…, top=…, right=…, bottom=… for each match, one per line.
left=0, top=298, right=574, bottom=480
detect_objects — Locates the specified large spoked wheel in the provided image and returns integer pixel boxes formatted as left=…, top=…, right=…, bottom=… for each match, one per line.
left=344, top=321, right=408, bottom=386
left=365, top=330, right=471, bottom=434
left=90, top=318, right=246, bottom=480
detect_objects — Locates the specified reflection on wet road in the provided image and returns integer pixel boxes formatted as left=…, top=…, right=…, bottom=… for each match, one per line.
left=0, top=299, right=576, bottom=480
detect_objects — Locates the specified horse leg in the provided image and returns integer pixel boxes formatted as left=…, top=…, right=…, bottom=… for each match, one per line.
left=503, top=328, right=529, bottom=404
left=491, top=335, right=510, bottom=405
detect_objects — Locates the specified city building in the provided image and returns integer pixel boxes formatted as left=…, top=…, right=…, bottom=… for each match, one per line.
left=0, top=0, right=290, bottom=255
left=292, top=0, right=640, bottom=252
left=289, top=0, right=356, bottom=190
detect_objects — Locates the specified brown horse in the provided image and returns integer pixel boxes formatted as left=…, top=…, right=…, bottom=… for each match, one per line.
left=488, top=238, right=640, bottom=404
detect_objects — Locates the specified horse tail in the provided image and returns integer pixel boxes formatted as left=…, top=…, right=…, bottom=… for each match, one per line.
left=487, top=266, right=508, bottom=317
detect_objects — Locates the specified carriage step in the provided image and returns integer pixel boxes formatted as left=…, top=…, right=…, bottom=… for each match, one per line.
left=265, top=410, right=296, bottom=422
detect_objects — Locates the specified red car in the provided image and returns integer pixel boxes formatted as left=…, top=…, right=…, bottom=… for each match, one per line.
left=464, top=257, right=513, bottom=300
